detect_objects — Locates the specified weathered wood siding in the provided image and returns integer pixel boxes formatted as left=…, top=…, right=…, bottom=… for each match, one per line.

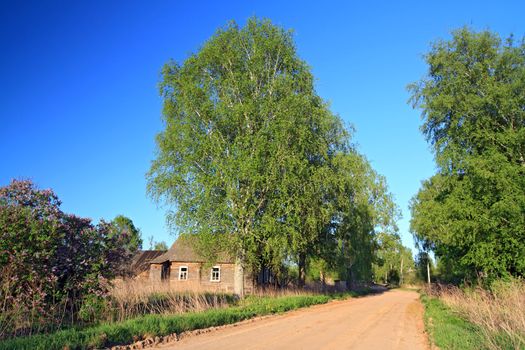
left=149, top=263, right=163, bottom=282
left=167, top=262, right=233, bottom=292
left=148, top=262, right=254, bottom=293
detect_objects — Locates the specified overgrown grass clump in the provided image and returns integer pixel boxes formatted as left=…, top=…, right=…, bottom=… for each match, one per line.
left=0, top=294, right=337, bottom=350
left=425, top=279, right=525, bottom=350
left=421, top=294, right=485, bottom=350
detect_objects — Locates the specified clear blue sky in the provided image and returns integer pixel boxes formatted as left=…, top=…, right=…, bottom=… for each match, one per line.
left=1, top=0, right=523, bottom=251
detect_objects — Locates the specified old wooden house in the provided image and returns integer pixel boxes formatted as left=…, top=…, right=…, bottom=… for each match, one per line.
left=149, top=237, right=254, bottom=294
left=129, top=250, right=166, bottom=279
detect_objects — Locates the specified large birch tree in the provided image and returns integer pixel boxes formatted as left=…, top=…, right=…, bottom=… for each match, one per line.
left=147, top=18, right=347, bottom=293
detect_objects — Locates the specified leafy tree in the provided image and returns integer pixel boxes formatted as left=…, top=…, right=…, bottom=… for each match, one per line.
left=147, top=18, right=350, bottom=294
left=110, top=215, right=142, bottom=253
left=372, top=232, right=414, bottom=285
left=148, top=18, right=402, bottom=292
left=409, top=28, right=525, bottom=281
left=330, top=153, right=400, bottom=286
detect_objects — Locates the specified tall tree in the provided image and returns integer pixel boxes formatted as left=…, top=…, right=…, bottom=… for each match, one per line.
left=147, top=18, right=347, bottom=294
left=409, top=28, right=525, bottom=280
left=333, top=153, right=400, bottom=286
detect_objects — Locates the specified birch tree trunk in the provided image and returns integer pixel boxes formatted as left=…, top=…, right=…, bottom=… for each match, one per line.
left=426, top=260, right=431, bottom=285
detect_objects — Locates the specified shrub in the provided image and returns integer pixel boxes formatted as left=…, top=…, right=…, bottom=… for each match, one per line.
left=0, top=180, right=135, bottom=339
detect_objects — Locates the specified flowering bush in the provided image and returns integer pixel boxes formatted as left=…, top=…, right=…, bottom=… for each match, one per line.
left=0, top=180, right=135, bottom=338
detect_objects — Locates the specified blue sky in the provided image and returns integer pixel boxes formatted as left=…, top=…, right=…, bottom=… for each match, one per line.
left=1, top=0, right=523, bottom=251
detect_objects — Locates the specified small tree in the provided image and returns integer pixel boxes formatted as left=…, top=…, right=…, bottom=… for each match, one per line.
left=111, top=215, right=142, bottom=252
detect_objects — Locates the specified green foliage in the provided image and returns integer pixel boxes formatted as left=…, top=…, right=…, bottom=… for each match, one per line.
left=409, top=28, right=525, bottom=281
left=421, top=295, right=486, bottom=350
left=111, top=215, right=142, bottom=253
left=147, top=17, right=401, bottom=288
left=329, top=153, right=401, bottom=284
left=0, top=180, right=136, bottom=339
left=373, top=232, right=415, bottom=285
left=78, top=295, right=107, bottom=324
left=147, top=17, right=340, bottom=268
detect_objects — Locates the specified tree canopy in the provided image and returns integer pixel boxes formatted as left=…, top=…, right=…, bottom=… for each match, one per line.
left=111, top=215, right=143, bottom=253
left=148, top=17, right=404, bottom=291
left=409, top=28, right=525, bottom=281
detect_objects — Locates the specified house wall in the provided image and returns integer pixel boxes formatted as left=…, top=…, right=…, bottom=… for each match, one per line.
left=168, top=262, right=234, bottom=293
left=135, top=269, right=150, bottom=280
left=149, top=262, right=254, bottom=294
left=149, top=263, right=163, bottom=282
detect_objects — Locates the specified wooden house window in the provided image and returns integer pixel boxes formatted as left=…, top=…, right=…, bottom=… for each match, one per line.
left=179, top=266, right=188, bottom=280
left=211, top=266, right=220, bottom=282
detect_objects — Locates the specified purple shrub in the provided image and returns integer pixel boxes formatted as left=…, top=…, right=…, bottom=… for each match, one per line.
left=0, top=180, right=132, bottom=338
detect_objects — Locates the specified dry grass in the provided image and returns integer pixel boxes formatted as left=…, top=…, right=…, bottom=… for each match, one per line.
left=107, top=279, right=236, bottom=322
left=427, top=279, right=525, bottom=350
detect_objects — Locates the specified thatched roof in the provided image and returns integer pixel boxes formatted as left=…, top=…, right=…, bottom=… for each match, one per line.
left=131, top=250, right=166, bottom=274
left=150, top=237, right=233, bottom=264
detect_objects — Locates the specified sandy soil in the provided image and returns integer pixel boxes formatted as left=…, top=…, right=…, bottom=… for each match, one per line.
left=160, top=289, right=428, bottom=350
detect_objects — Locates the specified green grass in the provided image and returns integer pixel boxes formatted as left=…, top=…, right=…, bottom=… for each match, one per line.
left=0, top=293, right=349, bottom=350
left=421, top=295, right=486, bottom=350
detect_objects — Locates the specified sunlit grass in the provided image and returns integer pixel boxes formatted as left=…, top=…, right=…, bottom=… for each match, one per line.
left=0, top=293, right=344, bottom=350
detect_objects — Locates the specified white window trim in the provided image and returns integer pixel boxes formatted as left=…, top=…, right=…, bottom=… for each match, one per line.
left=210, top=266, right=220, bottom=282
left=178, top=266, right=188, bottom=280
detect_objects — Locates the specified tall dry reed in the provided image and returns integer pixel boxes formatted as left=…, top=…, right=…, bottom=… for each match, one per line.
left=428, top=279, right=525, bottom=350
left=107, top=279, right=236, bottom=322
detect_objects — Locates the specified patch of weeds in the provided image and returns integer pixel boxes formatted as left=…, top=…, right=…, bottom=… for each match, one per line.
left=421, top=295, right=486, bottom=350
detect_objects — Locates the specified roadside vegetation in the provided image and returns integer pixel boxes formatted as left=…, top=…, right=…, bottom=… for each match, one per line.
left=0, top=180, right=143, bottom=340
left=0, top=292, right=356, bottom=350
left=410, top=28, right=525, bottom=350
left=409, top=28, right=525, bottom=285
left=421, top=294, right=485, bottom=350
left=423, top=280, right=525, bottom=350
left=107, top=280, right=236, bottom=322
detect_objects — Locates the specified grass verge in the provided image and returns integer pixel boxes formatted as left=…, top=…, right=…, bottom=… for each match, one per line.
left=0, top=293, right=354, bottom=350
left=421, top=294, right=486, bottom=350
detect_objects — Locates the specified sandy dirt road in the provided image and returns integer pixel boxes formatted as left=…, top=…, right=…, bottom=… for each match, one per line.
left=160, top=290, right=428, bottom=350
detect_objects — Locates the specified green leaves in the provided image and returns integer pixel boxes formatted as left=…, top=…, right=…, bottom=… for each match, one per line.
left=150, top=18, right=336, bottom=264
left=409, top=28, right=525, bottom=281
left=148, top=17, right=400, bottom=286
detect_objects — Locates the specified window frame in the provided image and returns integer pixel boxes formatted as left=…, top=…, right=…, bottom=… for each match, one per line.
left=210, top=266, right=221, bottom=282
left=178, top=266, right=188, bottom=281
